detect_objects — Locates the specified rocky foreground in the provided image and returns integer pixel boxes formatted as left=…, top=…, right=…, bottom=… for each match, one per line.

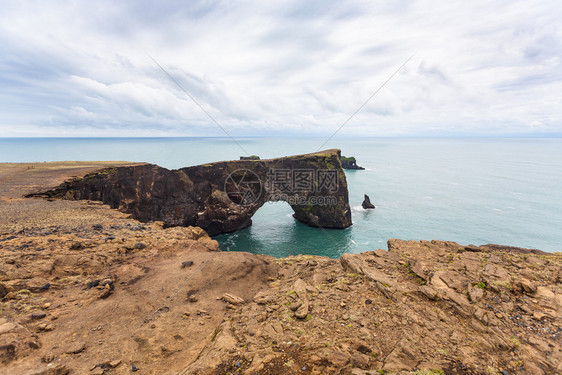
left=0, top=163, right=561, bottom=375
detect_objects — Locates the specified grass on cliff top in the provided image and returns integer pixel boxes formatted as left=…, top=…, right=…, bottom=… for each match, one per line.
left=0, top=161, right=140, bottom=172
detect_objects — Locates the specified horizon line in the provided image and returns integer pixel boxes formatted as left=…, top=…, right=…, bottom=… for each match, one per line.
left=1, top=135, right=562, bottom=139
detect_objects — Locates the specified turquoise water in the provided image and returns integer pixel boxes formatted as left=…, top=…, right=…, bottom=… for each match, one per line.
left=1, top=137, right=561, bottom=256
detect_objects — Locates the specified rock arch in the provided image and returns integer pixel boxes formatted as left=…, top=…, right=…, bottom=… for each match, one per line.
left=27, top=149, right=352, bottom=236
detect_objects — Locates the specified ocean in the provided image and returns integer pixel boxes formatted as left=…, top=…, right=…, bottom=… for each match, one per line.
left=1, top=137, right=561, bottom=257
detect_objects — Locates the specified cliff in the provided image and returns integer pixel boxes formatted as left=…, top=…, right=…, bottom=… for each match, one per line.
left=1, top=224, right=560, bottom=374
left=0, top=163, right=561, bottom=374
left=26, top=150, right=352, bottom=236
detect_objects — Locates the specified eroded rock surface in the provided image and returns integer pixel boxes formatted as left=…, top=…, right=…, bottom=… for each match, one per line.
left=186, top=240, right=561, bottom=375
left=26, top=150, right=352, bottom=236
left=2, top=163, right=561, bottom=375
left=2, top=219, right=561, bottom=374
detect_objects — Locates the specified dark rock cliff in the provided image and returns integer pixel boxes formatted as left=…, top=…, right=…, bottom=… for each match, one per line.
left=341, top=156, right=365, bottom=170
left=27, top=150, right=352, bottom=236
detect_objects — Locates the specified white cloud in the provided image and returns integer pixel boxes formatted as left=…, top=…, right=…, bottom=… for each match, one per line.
left=0, top=0, right=561, bottom=137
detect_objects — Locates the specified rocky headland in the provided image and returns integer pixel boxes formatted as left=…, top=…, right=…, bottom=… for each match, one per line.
left=0, top=162, right=560, bottom=375
left=26, top=150, right=352, bottom=236
left=341, top=157, right=365, bottom=170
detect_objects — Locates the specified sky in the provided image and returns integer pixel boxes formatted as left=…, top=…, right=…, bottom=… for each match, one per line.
left=0, top=0, right=561, bottom=137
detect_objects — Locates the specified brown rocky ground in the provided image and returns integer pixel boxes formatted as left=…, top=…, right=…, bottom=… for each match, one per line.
left=0, top=163, right=560, bottom=375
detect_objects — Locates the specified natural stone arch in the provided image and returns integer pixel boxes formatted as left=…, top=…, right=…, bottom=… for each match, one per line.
left=28, top=149, right=352, bottom=236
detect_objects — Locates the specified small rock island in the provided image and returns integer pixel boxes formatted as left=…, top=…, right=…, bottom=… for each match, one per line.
left=362, top=194, right=375, bottom=209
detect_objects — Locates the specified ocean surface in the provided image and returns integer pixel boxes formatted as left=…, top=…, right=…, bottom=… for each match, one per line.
left=1, top=137, right=561, bottom=257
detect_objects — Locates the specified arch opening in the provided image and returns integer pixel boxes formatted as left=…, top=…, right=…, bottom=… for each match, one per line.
left=215, top=201, right=353, bottom=258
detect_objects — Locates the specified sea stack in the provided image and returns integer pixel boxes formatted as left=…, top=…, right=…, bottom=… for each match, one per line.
left=362, top=194, right=375, bottom=209
left=341, top=156, right=365, bottom=170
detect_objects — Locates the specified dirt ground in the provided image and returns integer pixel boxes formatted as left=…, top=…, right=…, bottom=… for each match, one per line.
left=0, top=163, right=560, bottom=375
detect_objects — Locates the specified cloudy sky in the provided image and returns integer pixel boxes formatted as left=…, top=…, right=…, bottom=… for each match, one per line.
left=1, top=0, right=561, bottom=137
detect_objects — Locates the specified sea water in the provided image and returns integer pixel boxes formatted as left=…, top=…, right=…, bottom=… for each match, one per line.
left=1, top=137, right=561, bottom=257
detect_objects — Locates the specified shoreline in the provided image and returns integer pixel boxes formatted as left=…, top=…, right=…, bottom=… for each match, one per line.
left=0, top=163, right=560, bottom=374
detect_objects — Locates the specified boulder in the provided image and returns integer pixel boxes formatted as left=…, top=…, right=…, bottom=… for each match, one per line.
left=64, top=341, right=86, bottom=354
left=222, top=293, right=245, bottom=305
left=253, top=291, right=274, bottom=305
left=0, top=283, right=8, bottom=299
left=294, top=300, right=309, bottom=319
left=0, top=322, right=17, bottom=335
left=350, top=353, right=370, bottom=369
left=514, top=279, right=537, bottom=295
left=328, top=351, right=350, bottom=367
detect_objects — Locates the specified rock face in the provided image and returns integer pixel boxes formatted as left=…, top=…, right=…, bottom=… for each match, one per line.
left=27, top=150, right=352, bottom=236
left=341, top=156, right=365, bottom=170
left=362, top=194, right=375, bottom=209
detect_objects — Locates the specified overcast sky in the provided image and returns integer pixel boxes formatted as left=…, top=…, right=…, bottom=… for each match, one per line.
left=1, top=1, right=561, bottom=137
